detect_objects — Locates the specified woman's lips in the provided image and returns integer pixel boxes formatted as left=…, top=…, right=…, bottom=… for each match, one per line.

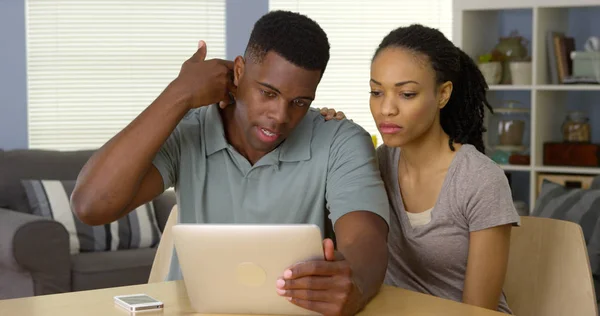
left=378, top=122, right=402, bottom=134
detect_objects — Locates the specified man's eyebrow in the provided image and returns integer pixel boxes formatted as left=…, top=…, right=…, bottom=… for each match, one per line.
left=256, top=81, right=282, bottom=94
left=295, top=95, right=314, bottom=101
left=257, top=81, right=314, bottom=101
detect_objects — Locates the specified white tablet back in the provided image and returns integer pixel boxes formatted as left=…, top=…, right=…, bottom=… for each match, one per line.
left=172, top=224, right=324, bottom=315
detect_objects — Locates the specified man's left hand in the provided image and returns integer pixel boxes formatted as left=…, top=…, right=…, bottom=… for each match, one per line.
left=276, top=239, right=363, bottom=316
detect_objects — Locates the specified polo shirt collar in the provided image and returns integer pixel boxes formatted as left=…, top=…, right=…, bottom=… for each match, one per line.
left=203, top=103, right=313, bottom=162
left=278, top=111, right=313, bottom=162
left=204, top=104, right=229, bottom=156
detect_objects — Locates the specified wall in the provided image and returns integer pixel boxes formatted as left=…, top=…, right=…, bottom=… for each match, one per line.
left=0, top=0, right=28, bottom=150
left=0, top=0, right=268, bottom=150
left=226, top=0, right=268, bottom=59
left=2, top=2, right=596, bottom=150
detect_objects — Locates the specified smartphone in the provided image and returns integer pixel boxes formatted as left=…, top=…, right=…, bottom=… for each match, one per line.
left=114, top=294, right=164, bottom=312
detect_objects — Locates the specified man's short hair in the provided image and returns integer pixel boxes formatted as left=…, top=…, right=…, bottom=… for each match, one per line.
left=245, top=10, right=330, bottom=74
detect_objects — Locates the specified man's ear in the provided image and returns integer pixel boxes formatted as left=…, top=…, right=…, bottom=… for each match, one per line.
left=233, top=55, right=245, bottom=87
left=438, top=81, right=453, bottom=109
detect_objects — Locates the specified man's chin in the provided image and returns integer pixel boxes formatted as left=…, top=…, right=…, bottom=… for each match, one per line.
left=250, top=138, right=284, bottom=153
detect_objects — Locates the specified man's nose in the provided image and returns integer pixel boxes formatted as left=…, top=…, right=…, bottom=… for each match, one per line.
left=268, top=100, right=290, bottom=124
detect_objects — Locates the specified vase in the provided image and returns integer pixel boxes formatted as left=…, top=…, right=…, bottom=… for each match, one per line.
left=494, top=32, right=529, bottom=84
left=494, top=35, right=528, bottom=60
left=509, top=61, right=532, bottom=85
left=478, top=62, right=502, bottom=85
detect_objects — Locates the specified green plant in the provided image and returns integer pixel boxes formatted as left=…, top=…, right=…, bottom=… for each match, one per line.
left=479, top=53, right=493, bottom=63
left=478, top=49, right=506, bottom=64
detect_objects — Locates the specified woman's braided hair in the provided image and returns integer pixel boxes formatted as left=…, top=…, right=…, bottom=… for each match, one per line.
left=373, top=24, right=492, bottom=154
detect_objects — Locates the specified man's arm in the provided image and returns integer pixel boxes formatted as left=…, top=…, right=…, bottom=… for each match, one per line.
left=327, top=122, right=389, bottom=313
left=71, top=41, right=234, bottom=225
left=279, top=216, right=387, bottom=316
left=334, top=211, right=389, bottom=309
left=70, top=87, right=187, bottom=226
left=325, top=122, right=390, bottom=312
left=277, top=123, right=390, bottom=315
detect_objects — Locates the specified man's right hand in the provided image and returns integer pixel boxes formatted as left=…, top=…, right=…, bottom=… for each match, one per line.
left=173, top=40, right=236, bottom=110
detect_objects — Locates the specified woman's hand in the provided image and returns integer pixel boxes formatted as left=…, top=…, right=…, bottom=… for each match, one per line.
left=319, top=107, right=346, bottom=121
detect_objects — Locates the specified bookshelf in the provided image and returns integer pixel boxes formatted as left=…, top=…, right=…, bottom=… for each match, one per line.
left=453, top=0, right=600, bottom=214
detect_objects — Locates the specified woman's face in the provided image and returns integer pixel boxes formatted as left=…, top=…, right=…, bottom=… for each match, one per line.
left=369, top=47, right=451, bottom=148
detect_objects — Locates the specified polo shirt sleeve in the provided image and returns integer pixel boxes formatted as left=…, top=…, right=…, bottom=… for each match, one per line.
left=325, top=122, right=390, bottom=227
left=152, top=127, right=181, bottom=190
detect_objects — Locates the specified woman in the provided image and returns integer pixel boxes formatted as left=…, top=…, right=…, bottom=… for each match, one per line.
left=369, top=24, right=520, bottom=313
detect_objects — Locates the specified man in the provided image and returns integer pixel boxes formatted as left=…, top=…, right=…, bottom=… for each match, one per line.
left=71, top=10, right=389, bottom=316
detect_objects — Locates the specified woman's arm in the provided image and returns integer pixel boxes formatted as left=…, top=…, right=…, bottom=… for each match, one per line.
left=462, top=224, right=512, bottom=310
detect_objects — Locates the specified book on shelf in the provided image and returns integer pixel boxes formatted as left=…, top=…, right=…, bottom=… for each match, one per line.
left=562, top=76, right=600, bottom=84
left=547, top=31, right=576, bottom=84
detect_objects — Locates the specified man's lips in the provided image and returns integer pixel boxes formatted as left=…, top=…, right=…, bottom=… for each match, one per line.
left=259, top=126, right=281, bottom=135
left=256, top=126, right=281, bottom=143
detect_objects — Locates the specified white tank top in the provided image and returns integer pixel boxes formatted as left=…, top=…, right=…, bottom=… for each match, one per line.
left=405, top=208, right=433, bottom=227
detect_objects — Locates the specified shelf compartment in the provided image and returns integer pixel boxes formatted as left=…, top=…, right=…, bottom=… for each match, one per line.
left=499, top=164, right=532, bottom=172
left=534, top=6, right=600, bottom=85
left=534, top=91, right=600, bottom=168
left=537, top=85, right=600, bottom=91
left=535, top=166, right=600, bottom=175
left=488, top=85, right=533, bottom=91
left=532, top=90, right=600, bottom=167
left=461, top=9, right=533, bottom=63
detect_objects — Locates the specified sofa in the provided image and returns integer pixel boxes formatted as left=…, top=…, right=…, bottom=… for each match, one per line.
left=0, top=149, right=176, bottom=299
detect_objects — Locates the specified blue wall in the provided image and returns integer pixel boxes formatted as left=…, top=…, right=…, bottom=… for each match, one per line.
left=0, top=0, right=28, bottom=150
left=0, top=0, right=268, bottom=150
left=226, top=0, right=268, bottom=60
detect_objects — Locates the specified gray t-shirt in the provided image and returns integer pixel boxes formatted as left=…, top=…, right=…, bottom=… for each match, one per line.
left=377, top=144, right=520, bottom=314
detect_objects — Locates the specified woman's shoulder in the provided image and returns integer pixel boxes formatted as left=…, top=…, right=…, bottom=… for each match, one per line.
left=453, top=144, right=506, bottom=180
left=376, top=145, right=398, bottom=168
left=450, top=145, right=520, bottom=230
left=375, top=145, right=399, bottom=183
left=447, top=144, right=512, bottom=200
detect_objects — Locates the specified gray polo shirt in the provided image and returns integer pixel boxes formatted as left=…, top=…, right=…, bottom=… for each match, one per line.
left=152, top=104, right=390, bottom=281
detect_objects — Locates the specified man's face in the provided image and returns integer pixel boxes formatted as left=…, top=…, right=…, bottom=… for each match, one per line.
left=232, top=51, right=322, bottom=154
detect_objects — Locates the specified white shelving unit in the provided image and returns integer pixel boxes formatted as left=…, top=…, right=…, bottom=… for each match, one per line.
left=453, top=0, right=600, bottom=213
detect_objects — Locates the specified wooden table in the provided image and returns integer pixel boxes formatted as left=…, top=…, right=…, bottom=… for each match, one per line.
left=0, top=280, right=504, bottom=315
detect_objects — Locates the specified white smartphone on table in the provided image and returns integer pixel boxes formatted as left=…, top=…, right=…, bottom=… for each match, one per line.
left=114, top=294, right=164, bottom=312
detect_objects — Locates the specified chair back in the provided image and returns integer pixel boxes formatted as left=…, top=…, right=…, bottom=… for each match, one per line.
left=504, top=216, right=597, bottom=316
left=148, top=205, right=178, bottom=283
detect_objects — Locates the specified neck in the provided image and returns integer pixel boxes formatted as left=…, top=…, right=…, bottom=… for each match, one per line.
left=399, top=120, right=454, bottom=172
left=220, top=105, right=266, bottom=165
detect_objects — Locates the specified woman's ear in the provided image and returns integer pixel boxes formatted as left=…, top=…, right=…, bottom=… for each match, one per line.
left=233, top=56, right=245, bottom=88
left=438, top=81, right=453, bottom=109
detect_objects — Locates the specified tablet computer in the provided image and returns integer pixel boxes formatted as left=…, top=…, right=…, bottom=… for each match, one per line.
left=172, top=223, right=324, bottom=315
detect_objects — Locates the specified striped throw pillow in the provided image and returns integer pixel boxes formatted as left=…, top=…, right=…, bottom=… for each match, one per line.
left=532, top=177, right=600, bottom=302
left=532, top=179, right=600, bottom=244
left=21, top=179, right=161, bottom=254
